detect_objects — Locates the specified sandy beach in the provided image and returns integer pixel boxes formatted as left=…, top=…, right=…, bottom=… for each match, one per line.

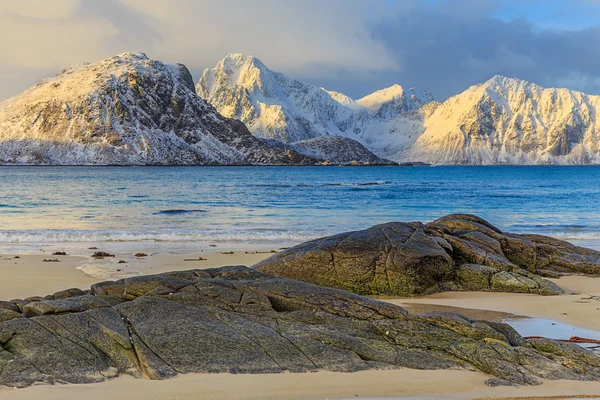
left=0, top=247, right=276, bottom=301
left=1, top=245, right=599, bottom=400
left=2, top=369, right=600, bottom=400
left=3, top=1, right=600, bottom=397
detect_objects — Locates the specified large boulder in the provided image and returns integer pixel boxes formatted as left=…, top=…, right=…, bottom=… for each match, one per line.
left=1, top=266, right=599, bottom=388
left=254, top=214, right=600, bottom=296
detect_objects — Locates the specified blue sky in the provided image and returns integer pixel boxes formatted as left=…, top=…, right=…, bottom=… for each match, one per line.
left=1, top=0, right=600, bottom=101
left=491, top=0, right=600, bottom=30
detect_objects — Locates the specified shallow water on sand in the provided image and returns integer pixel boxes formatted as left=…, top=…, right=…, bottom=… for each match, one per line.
left=2, top=165, right=600, bottom=252
left=402, top=303, right=600, bottom=352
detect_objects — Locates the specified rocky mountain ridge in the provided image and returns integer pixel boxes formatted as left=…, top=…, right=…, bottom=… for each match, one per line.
left=0, top=53, right=384, bottom=166
left=197, top=53, right=430, bottom=160
left=200, top=54, right=600, bottom=165
left=405, top=75, right=600, bottom=164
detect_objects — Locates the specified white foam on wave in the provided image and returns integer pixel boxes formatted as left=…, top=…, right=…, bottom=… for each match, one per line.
left=76, top=264, right=141, bottom=280
left=509, top=231, right=600, bottom=241
left=0, top=229, right=324, bottom=244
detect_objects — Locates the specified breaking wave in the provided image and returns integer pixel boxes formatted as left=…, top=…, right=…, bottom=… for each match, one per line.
left=0, top=229, right=323, bottom=244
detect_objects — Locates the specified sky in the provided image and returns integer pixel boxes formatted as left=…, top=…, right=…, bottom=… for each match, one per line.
left=1, top=0, right=600, bottom=101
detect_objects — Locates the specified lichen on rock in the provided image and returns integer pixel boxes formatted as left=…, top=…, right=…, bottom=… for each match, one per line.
left=1, top=266, right=599, bottom=388
left=254, top=214, right=600, bottom=296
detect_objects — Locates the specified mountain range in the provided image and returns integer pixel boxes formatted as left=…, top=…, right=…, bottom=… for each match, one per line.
left=2, top=51, right=600, bottom=165
left=0, top=53, right=316, bottom=165
left=200, top=53, right=600, bottom=164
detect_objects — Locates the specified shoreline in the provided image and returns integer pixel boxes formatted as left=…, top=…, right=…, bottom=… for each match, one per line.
left=1, top=243, right=600, bottom=399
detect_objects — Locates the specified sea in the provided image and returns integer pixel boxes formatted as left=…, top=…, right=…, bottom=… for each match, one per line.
left=1, top=165, right=600, bottom=253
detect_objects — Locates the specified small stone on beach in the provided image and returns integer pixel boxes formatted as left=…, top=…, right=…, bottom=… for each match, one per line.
left=92, top=251, right=115, bottom=258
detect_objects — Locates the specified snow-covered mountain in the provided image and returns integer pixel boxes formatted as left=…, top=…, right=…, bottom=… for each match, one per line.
left=5, top=51, right=599, bottom=165
left=199, top=54, right=600, bottom=165
left=0, top=52, right=318, bottom=165
left=404, top=75, right=600, bottom=164
left=197, top=54, right=432, bottom=160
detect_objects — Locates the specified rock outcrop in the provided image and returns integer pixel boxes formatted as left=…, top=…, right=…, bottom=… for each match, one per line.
left=254, top=214, right=600, bottom=296
left=1, top=266, right=599, bottom=388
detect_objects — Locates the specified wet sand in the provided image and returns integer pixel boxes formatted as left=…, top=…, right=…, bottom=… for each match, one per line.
left=0, top=248, right=599, bottom=399
left=391, top=276, right=600, bottom=332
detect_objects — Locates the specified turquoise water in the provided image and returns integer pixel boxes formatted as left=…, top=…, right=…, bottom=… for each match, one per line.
left=1, top=166, right=600, bottom=250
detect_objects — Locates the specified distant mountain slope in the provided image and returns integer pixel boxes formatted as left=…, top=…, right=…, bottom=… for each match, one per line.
left=404, top=75, right=600, bottom=164
left=289, top=137, right=395, bottom=165
left=0, top=52, right=316, bottom=165
left=199, top=54, right=600, bottom=165
left=197, top=54, right=432, bottom=159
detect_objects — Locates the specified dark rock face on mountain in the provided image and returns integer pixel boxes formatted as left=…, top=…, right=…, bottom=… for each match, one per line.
left=1, top=266, right=599, bottom=388
left=0, top=52, right=317, bottom=165
left=289, top=137, right=396, bottom=165
left=254, top=214, right=600, bottom=296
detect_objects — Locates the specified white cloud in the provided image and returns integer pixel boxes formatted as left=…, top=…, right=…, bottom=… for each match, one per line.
left=0, top=0, right=399, bottom=100
left=0, top=0, right=80, bottom=19
left=120, top=0, right=398, bottom=74
left=1, top=0, right=600, bottom=101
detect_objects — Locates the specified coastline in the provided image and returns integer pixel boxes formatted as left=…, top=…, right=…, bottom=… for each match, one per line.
left=1, top=241, right=599, bottom=399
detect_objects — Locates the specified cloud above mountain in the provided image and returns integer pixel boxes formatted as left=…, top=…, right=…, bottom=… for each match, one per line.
left=1, top=0, right=600, bottom=100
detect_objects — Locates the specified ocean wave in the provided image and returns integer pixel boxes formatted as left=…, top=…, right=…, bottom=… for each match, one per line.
left=322, top=181, right=391, bottom=187
left=541, top=232, right=600, bottom=241
left=152, top=209, right=208, bottom=215
left=0, top=229, right=323, bottom=243
left=296, top=181, right=391, bottom=188
left=252, top=181, right=391, bottom=188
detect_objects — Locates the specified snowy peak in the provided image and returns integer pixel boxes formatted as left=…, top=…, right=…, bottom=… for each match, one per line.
left=356, top=84, right=401, bottom=109
left=0, top=53, right=319, bottom=165
left=198, top=53, right=272, bottom=98
left=355, top=84, right=434, bottom=116
left=405, top=74, right=600, bottom=164
left=323, top=89, right=356, bottom=108
left=197, top=53, right=434, bottom=154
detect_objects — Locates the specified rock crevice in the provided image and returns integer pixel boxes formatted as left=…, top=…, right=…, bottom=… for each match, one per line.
left=255, top=214, right=600, bottom=296
left=0, top=266, right=599, bottom=388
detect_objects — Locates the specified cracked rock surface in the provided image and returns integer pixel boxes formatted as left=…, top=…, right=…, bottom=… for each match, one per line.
left=254, top=214, right=600, bottom=296
left=1, top=266, right=599, bottom=388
